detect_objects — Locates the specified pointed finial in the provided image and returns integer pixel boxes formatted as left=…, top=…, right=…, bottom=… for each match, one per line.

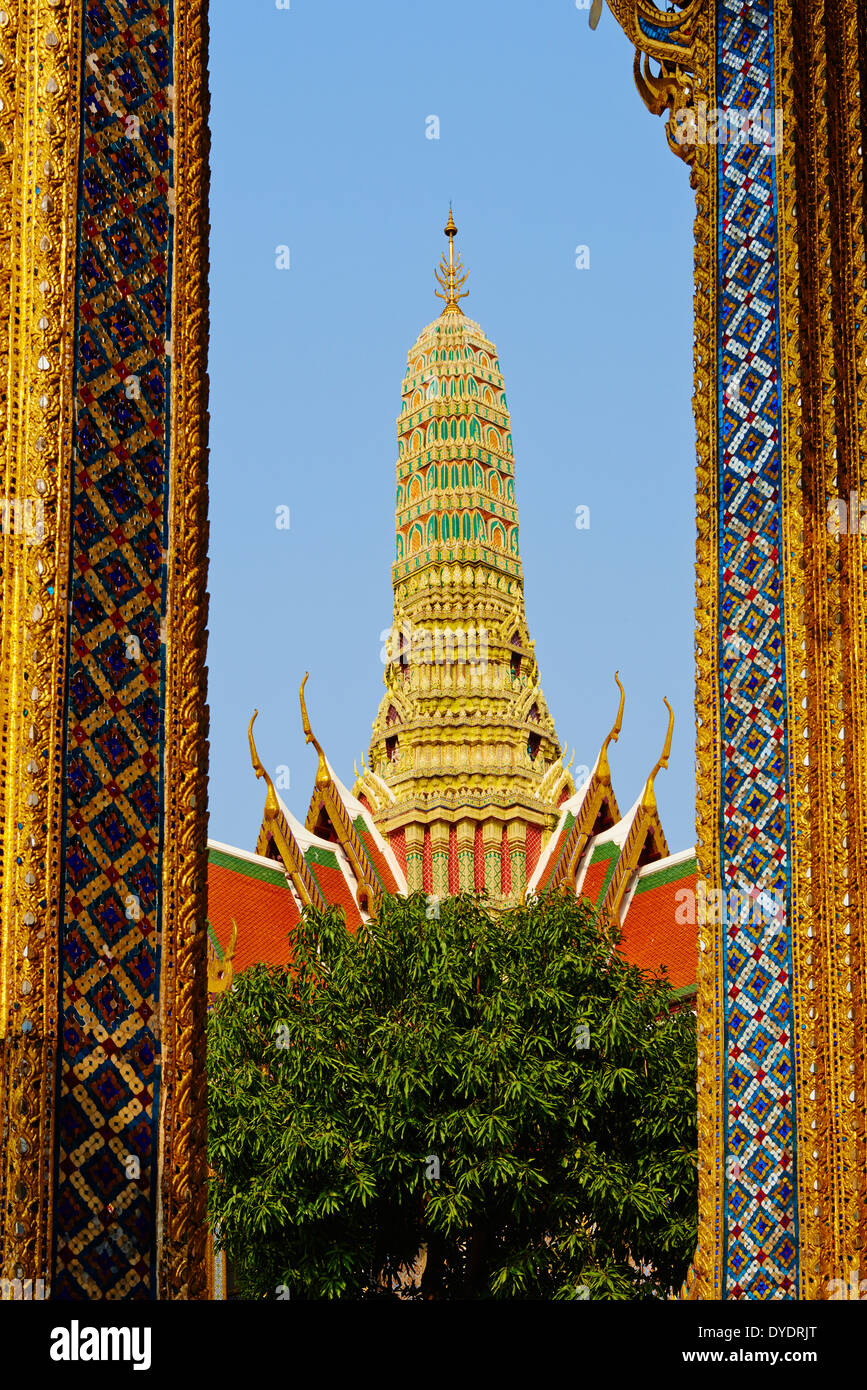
left=434, top=206, right=469, bottom=314
left=248, top=710, right=279, bottom=813
left=641, top=697, right=674, bottom=811
left=596, top=672, right=625, bottom=781
left=299, top=672, right=331, bottom=790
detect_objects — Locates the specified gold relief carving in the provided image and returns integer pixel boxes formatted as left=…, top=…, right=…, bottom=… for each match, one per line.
left=207, top=921, right=237, bottom=996
left=775, top=0, right=817, bottom=1302
left=833, top=0, right=867, bottom=1292
left=0, top=0, right=81, bottom=1289
left=0, top=0, right=23, bottom=1050
left=779, top=0, right=867, bottom=1296
left=157, top=0, right=211, bottom=1301
left=606, top=2, right=703, bottom=166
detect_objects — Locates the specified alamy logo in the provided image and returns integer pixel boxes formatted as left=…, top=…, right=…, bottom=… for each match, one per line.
left=672, top=100, right=783, bottom=153
left=49, top=1320, right=152, bottom=1372
left=380, top=621, right=488, bottom=672
left=0, top=497, right=45, bottom=543
left=0, top=1277, right=47, bottom=1299
left=674, top=880, right=785, bottom=927
left=827, top=492, right=867, bottom=535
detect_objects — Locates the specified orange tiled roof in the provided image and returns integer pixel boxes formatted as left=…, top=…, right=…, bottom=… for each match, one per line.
left=304, top=844, right=364, bottom=928
left=618, top=854, right=698, bottom=991
left=536, top=812, right=575, bottom=893
left=208, top=844, right=300, bottom=974
left=390, top=827, right=407, bottom=877
left=526, top=824, right=542, bottom=880
left=353, top=814, right=401, bottom=894
left=579, top=841, right=621, bottom=908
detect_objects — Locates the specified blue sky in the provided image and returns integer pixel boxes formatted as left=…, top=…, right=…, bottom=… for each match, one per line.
left=205, top=0, right=697, bottom=857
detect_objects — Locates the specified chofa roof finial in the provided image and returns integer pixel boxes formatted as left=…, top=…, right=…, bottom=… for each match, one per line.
left=299, top=672, right=331, bottom=791
left=596, top=671, right=626, bottom=781
left=642, top=697, right=674, bottom=811
left=248, top=709, right=278, bottom=813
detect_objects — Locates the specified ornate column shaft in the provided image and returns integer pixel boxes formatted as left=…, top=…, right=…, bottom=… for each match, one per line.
left=456, top=819, right=475, bottom=893
left=608, top=0, right=867, bottom=1299
left=0, top=0, right=209, bottom=1299
left=482, top=820, right=501, bottom=900
left=430, top=821, right=450, bottom=901
left=506, top=820, right=526, bottom=898
left=404, top=824, right=424, bottom=893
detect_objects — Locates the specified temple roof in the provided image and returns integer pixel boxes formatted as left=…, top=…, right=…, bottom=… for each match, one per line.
left=207, top=840, right=300, bottom=991
left=617, top=848, right=698, bottom=994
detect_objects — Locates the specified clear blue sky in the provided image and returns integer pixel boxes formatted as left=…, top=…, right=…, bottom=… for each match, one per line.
left=206, top=0, right=697, bottom=857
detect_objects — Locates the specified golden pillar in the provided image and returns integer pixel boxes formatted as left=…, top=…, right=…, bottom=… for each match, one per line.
left=430, top=821, right=450, bottom=901
left=0, top=0, right=209, bottom=1298
left=456, top=819, right=475, bottom=893
left=404, top=824, right=425, bottom=894
left=609, top=0, right=867, bottom=1297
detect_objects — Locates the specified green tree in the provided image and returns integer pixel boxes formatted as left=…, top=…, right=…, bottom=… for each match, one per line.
left=207, top=890, right=697, bottom=1300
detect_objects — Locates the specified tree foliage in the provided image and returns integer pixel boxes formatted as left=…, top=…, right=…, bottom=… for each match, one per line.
left=207, top=890, right=697, bottom=1299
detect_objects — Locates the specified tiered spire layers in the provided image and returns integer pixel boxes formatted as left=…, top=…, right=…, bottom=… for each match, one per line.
left=356, top=217, right=575, bottom=898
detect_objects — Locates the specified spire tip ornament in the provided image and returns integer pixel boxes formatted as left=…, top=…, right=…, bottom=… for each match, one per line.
left=434, top=206, right=469, bottom=315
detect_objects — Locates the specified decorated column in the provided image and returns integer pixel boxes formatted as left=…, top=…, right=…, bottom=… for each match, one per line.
left=0, top=0, right=210, bottom=1299
left=608, top=0, right=867, bottom=1299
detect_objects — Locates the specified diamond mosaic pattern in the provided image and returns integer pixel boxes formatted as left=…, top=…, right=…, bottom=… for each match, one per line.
left=717, top=0, right=797, bottom=1299
left=53, top=1, right=174, bottom=1299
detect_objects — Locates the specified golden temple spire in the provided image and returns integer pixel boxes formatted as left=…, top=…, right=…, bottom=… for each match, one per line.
left=248, top=710, right=279, bottom=814
left=641, top=697, right=674, bottom=812
left=434, top=205, right=469, bottom=315
left=299, top=672, right=331, bottom=790
left=596, top=671, right=626, bottom=782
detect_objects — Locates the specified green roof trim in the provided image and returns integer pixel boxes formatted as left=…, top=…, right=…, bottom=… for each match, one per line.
left=206, top=919, right=223, bottom=959
left=208, top=846, right=288, bottom=889
left=585, top=838, right=621, bottom=905
left=304, top=844, right=341, bottom=871
left=672, top=983, right=698, bottom=1001
left=353, top=815, right=386, bottom=892
left=635, top=856, right=698, bottom=895
left=540, top=811, right=576, bottom=889
left=589, top=839, right=621, bottom=866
